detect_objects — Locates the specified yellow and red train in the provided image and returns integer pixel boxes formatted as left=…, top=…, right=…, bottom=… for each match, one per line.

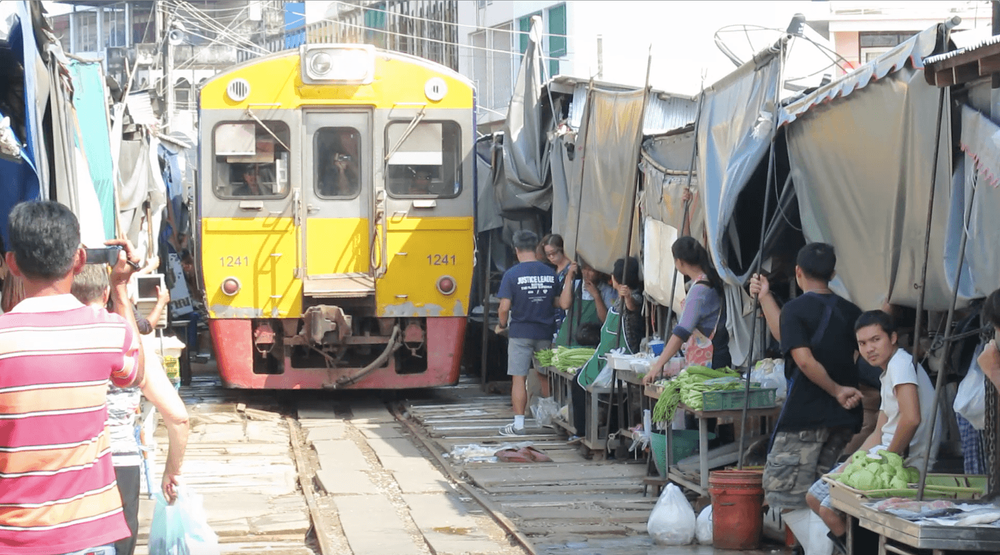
left=196, top=44, right=475, bottom=389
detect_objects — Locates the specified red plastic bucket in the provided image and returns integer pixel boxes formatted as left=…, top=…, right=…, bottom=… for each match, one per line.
left=709, top=469, right=764, bottom=550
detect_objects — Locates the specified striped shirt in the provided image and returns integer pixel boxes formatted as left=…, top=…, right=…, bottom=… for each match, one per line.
left=0, top=294, right=139, bottom=554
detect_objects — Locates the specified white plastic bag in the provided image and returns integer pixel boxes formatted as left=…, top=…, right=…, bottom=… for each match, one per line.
left=783, top=508, right=833, bottom=555
left=954, top=344, right=986, bottom=430
left=148, top=487, right=220, bottom=555
left=591, top=363, right=614, bottom=389
left=530, top=396, right=559, bottom=427
left=696, top=505, right=713, bottom=544
left=647, top=483, right=696, bottom=545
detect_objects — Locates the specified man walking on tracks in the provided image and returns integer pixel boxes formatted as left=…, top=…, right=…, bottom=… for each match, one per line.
left=496, top=230, right=558, bottom=436
left=0, top=201, right=145, bottom=554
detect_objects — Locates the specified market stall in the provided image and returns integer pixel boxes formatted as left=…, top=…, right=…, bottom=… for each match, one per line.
left=826, top=473, right=998, bottom=554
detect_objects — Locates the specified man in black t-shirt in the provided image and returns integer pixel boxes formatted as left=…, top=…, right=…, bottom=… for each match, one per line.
left=750, top=243, right=863, bottom=511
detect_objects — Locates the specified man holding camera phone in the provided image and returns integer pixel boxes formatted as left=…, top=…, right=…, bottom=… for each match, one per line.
left=0, top=201, right=145, bottom=555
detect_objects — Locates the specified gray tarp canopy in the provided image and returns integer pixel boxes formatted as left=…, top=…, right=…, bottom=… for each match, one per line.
left=560, top=87, right=646, bottom=273
left=944, top=105, right=1000, bottom=300
left=498, top=17, right=550, bottom=215
left=781, top=26, right=956, bottom=311
left=693, top=47, right=782, bottom=366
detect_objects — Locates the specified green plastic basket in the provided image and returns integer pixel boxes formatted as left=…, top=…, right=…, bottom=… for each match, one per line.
left=650, top=430, right=713, bottom=478
left=701, top=388, right=777, bottom=411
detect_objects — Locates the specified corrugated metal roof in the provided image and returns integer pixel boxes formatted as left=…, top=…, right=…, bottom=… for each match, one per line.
left=565, top=82, right=698, bottom=135
left=779, top=25, right=939, bottom=127
left=925, top=33, right=1000, bottom=65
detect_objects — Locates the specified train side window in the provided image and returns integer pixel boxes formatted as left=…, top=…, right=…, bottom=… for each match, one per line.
left=385, top=121, right=461, bottom=198
left=213, top=121, right=290, bottom=199
left=315, top=127, right=362, bottom=198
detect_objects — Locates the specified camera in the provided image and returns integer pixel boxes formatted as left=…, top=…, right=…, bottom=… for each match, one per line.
left=334, top=153, right=352, bottom=162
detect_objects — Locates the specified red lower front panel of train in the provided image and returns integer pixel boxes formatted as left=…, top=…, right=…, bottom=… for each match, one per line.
left=210, top=316, right=465, bottom=389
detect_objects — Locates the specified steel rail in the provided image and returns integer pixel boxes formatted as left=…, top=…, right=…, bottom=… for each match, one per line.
left=389, top=404, right=538, bottom=555
left=286, top=416, right=337, bottom=555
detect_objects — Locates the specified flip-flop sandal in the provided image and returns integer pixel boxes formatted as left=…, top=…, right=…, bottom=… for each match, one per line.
left=494, top=448, right=533, bottom=463
left=522, top=446, right=553, bottom=463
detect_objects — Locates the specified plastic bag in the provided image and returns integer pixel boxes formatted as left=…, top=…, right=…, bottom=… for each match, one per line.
left=696, top=505, right=713, bottom=544
left=149, top=487, right=220, bottom=555
left=530, top=396, right=559, bottom=427
left=954, top=344, right=986, bottom=430
left=591, top=363, right=614, bottom=389
left=647, top=483, right=695, bottom=545
left=783, top=508, right=833, bottom=555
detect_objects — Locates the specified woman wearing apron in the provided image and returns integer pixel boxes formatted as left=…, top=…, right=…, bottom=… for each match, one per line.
left=569, top=257, right=644, bottom=442
left=644, top=236, right=731, bottom=385
left=555, top=261, right=615, bottom=347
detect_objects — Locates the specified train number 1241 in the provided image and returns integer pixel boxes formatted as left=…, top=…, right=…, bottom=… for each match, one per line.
left=427, top=254, right=456, bottom=266
left=221, top=255, right=249, bottom=267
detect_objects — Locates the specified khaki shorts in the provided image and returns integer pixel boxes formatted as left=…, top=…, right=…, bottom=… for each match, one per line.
left=763, top=427, right=853, bottom=510
left=507, top=337, right=551, bottom=377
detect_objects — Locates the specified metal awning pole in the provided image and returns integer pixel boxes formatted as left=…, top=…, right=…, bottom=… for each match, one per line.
left=916, top=88, right=957, bottom=499
left=665, top=82, right=707, bottom=331
left=480, top=231, right=493, bottom=391
left=738, top=39, right=786, bottom=470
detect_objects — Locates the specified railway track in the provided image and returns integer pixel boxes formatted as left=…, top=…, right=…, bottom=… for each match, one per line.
left=136, top=363, right=529, bottom=555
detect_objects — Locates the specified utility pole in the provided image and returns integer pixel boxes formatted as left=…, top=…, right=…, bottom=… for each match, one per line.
left=993, top=1, right=999, bottom=121
left=596, top=35, right=603, bottom=80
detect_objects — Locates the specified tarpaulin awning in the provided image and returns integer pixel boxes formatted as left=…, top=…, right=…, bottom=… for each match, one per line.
left=69, top=59, right=116, bottom=241
left=498, top=17, right=550, bottom=214
left=562, top=86, right=645, bottom=273
left=786, top=64, right=953, bottom=311
left=0, top=1, right=44, bottom=249
left=943, top=106, right=1000, bottom=301
left=695, top=46, right=783, bottom=366
left=780, top=26, right=938, bottom=128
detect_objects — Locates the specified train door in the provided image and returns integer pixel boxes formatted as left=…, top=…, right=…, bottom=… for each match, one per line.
left=301, top=111, right=374, bottom=297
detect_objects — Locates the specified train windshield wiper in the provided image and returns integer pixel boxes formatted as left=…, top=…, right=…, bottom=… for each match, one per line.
left=384, top=107, right=427, bottom=163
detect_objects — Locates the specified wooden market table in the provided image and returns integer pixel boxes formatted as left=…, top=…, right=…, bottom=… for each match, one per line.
left=645, top=385, right=780, bottom=496
left=827, top=475, right=1000, bottom=554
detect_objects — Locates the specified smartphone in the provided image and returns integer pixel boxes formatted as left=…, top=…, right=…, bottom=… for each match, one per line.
left=84, top=246, right=123, bottom=265
left=83, top=246, right=141, bottom=269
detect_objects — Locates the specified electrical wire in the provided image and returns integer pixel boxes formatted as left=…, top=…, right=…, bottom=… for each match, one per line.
left=324, top=0, right=576, bottom=41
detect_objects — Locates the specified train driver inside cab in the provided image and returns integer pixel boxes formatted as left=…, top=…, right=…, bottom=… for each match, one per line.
left=319, top=129, right=360, bottom=196
left=408, top=166, right=435, bottom=195
left=234, top=164, right=264, bottom=196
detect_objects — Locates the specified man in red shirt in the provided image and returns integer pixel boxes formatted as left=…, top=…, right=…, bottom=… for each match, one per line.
left=0, top=201, right=145, bottom=555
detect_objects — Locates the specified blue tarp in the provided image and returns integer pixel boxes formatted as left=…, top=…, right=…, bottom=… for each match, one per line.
left=68, top=60, right=115, bottom=240
left=0, top=1, right=42, bottom=248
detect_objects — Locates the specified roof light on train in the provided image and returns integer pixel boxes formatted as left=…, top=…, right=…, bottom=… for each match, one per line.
left=301, top=44, right=375, bottom=85
left=221, top=277, right=241, bottom=296
left=437, top=276, right=456, bottom=296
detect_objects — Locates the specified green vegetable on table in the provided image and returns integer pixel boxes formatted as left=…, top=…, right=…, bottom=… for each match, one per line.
left=535, top=347, right=596, bottom=373
left=651, top=366, right=742, bottom=422
left=837, top=449, right=922, bottom=492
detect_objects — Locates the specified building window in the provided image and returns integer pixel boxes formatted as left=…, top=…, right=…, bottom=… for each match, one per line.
left=547, top=4, right=566, bottom=77
left=859, top=32, right=914, bottom=64
left=470, top=23, right=518, bottom=114
left=518, top=11, right=541, bottom=53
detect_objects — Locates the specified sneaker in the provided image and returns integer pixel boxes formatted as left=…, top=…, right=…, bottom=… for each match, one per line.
left=827, top=531, right=847, bottom=555
left=499, top=423, right=526, bottom=437
left=567, top=435, right=583, bottom=444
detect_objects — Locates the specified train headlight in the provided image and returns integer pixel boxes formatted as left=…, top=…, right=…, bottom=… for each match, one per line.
left=436, top=276, right=456, bottom=296
left=301, top=45, right=375, bottom=85
left=221, top=277, right=241, bottom=296
left=309, top=52, right=333, bottom=77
